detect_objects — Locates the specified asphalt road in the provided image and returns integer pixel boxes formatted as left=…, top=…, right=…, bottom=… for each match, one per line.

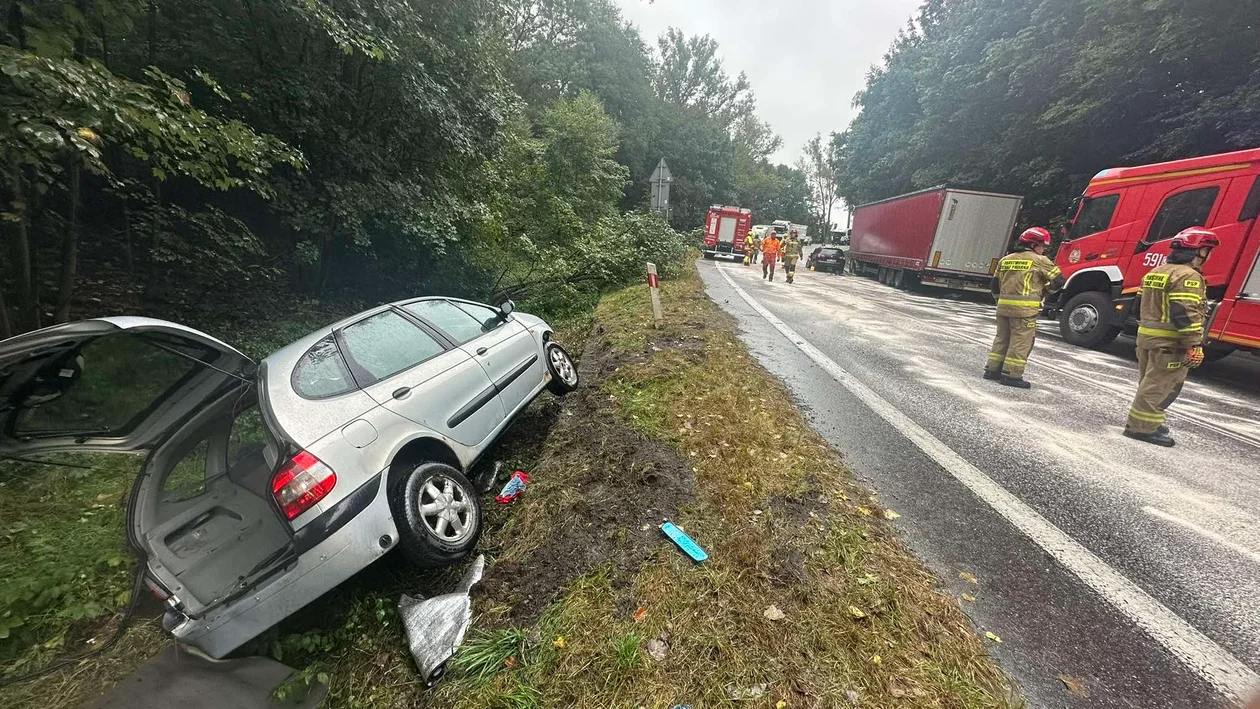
left=698, top=256, right=1260, bottom=709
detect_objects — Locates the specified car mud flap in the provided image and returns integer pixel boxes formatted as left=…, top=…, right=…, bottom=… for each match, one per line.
left=398, top=554, right=486, bottom=686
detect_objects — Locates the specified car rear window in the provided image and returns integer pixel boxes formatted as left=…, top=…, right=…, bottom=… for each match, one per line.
left=819, top=249, right=840, bottom=257
left=292, top=335, right=354, bottom=399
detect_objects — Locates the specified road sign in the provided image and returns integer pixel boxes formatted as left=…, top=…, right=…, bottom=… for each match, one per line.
left=649, top=158, right=672, bottom=218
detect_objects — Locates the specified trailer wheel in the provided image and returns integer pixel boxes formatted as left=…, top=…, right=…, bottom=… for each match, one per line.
left=877, top=266, right=887, bottom=284
left=1059, top=291, right=1121, bottom=349
left=892, top=270, right=905, bottom=289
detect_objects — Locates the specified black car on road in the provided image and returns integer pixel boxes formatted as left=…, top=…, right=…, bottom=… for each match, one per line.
left=807, top=246, right=846, bottom=274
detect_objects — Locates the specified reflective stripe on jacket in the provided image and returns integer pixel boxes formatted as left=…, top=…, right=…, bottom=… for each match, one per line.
left=994, top=250, right=1063, bottom=317
left=1134, top=263, right=1207, bottom=347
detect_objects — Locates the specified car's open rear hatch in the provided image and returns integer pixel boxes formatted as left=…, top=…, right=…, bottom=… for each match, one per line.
left=0, top=317, right=297, bottom=617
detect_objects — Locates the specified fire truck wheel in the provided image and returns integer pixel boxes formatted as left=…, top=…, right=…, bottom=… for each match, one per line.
left=1059, top=291, right=1121, bottom=349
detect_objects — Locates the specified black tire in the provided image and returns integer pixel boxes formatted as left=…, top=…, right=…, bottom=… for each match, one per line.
left=1059, top=291, right=1121, bottom=349
left=702, top=252, right=715, bottom=260
left=893, top=269, right=905, bottom=289
left=877, top=266, right=888, bottom=284
left=390, top=462, right=482, bottom=568
left=545, top=341, right=579, bottom=395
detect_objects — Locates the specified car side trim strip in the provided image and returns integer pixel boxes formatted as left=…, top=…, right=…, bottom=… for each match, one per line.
left=494, top=354, right=538, bottom=393
left=293, top=472, right=382, bottom=555
left=448, top=383, right=499, bottom=428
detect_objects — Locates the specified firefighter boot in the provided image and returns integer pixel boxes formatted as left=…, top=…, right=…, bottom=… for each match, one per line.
left=1000, top=376, right=1032, bottom=389
left=982, top=370, right=1001, bottom=381
left=1123, top=428, right=1176, bottom=447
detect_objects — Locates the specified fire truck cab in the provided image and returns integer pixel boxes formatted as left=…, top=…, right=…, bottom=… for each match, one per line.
left=1051, top=148, right=1260, bottom=359
left=702, top=205, right=753, bottom=261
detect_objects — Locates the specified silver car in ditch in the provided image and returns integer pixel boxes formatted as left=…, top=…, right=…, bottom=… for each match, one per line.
left=0, top=297, right=579, bottom=658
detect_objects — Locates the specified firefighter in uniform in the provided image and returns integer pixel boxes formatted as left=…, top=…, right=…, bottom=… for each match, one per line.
left=743, top=231, right=757, bottom=265
left=984, top=227, right=1064, bottom=388
left=1123, top=227, right=1219, bottom=447
left=762, top=229, right=783, bottom=281
left=782, top=229, right=803, bottom=283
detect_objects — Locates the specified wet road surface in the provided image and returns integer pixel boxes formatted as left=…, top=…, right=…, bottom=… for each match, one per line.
left=698, top=256, right=1260, bottom=709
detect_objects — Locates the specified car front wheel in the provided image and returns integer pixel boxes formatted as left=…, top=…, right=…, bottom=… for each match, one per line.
left=545, top=342, right=579, bottom=395
left=390, top=462, right=482, bottom=567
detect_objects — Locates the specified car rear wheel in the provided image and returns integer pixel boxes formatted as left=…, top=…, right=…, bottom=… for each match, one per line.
left=545, top=342, right=579, bottom=395
left=391, top=462, right=482, bottom=567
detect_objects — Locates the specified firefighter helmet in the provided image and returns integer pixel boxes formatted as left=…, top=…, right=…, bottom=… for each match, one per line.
left=789, top=228, right=798, bottom=236
left=1169, top=227, right=1220, bottom=250
left=1017, top=227, right=1052, bottom=247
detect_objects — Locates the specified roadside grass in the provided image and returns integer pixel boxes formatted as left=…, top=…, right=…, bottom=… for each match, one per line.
left=1, top=263, right=1018, bottom=708
left=427, top=262, right=1020, bottom=707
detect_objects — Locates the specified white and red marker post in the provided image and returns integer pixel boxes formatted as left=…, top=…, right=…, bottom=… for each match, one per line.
left=646, top=262, right=663, bottom=327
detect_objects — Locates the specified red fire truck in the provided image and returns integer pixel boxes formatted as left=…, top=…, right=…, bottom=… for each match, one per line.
left=702, top=205, right=753, bottom=261
left=1050, top=148, right=1260, bottom=359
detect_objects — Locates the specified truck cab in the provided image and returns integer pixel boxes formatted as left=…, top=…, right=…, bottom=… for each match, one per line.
left=1052, top=148, right=1260, bottom=358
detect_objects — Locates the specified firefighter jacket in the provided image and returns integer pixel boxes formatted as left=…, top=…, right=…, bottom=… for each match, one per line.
left=1134, top=263, right=1207, bottom=347
left=992, top=250, right=1064, bottom=317
left=744, top=235, right=756, bottom=253
left=782, top=238, right=802, bottom=259
left=762, top=236, right=782, bottom=256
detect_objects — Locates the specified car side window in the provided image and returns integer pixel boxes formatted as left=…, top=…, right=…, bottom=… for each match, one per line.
left=404, top=300, right=494, bottom=344
left=162, top=439, right=209, bottom=502
left=1066, top=194, right=1120, bottom=241
left=452, top=301, right=506, bottom=333
left=339, top=310, right=445, bottom=385
left=292, top=336, right=355, bottom=399
left=1146, top=186, right=1220, bottom=242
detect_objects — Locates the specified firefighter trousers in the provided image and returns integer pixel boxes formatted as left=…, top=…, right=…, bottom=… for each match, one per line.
left=1126, top=346, right=1189, bottom=434
left=986, top=315, right=1038, bottom=378
left=762, top=254, right=778, bottom=280
left=783, top=256, right=799, bottom=282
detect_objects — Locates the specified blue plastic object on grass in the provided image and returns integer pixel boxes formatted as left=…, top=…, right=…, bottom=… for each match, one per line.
left=660, top=522, right=708, bottom=562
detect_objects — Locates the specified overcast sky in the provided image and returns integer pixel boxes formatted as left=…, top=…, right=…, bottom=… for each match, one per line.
left=615, top=0, right=922, bottom=166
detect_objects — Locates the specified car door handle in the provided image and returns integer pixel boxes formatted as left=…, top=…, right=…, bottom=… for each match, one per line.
left=392, top=387, right=412, bottom=400
left=476, top=347, right=488, bottom=356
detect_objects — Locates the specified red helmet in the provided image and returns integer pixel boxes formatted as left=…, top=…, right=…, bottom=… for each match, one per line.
left=1169, top=227, right=1221, bottom=250
left=1017, top=227, right=1052, bottom=247
left=789, top=228, right=798, bottom=235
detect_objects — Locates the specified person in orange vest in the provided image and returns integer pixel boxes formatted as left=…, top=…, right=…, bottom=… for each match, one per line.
left=761, top=228, right=783, bottom=281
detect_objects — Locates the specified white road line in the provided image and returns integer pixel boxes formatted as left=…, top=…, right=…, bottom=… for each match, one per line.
left=716, top=264, right=1259, bottom=701
left=1143, top=506, right=1260, bottom=567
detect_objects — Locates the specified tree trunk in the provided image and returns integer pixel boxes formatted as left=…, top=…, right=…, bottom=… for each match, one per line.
left=6, top=0, right=27, bottom=49
left=122, top=205, right=135, bottom=276
left=74, top=0, right=89, bottom=60
left=316, top=229, right=334, bottom=296
left=13, top=168, right=37, bottom=331
left=55, top=161, right=81, bottom=323
left=146, top=0, right=157, bottom=65
left=0, top=283, right=11, bottom=339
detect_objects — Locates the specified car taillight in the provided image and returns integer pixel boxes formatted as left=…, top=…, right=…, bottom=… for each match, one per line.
left=271, top=450, right=337, bottom=520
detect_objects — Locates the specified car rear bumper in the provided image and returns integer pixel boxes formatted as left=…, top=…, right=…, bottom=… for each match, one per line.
left=167, top=472, right=398, bottom=658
